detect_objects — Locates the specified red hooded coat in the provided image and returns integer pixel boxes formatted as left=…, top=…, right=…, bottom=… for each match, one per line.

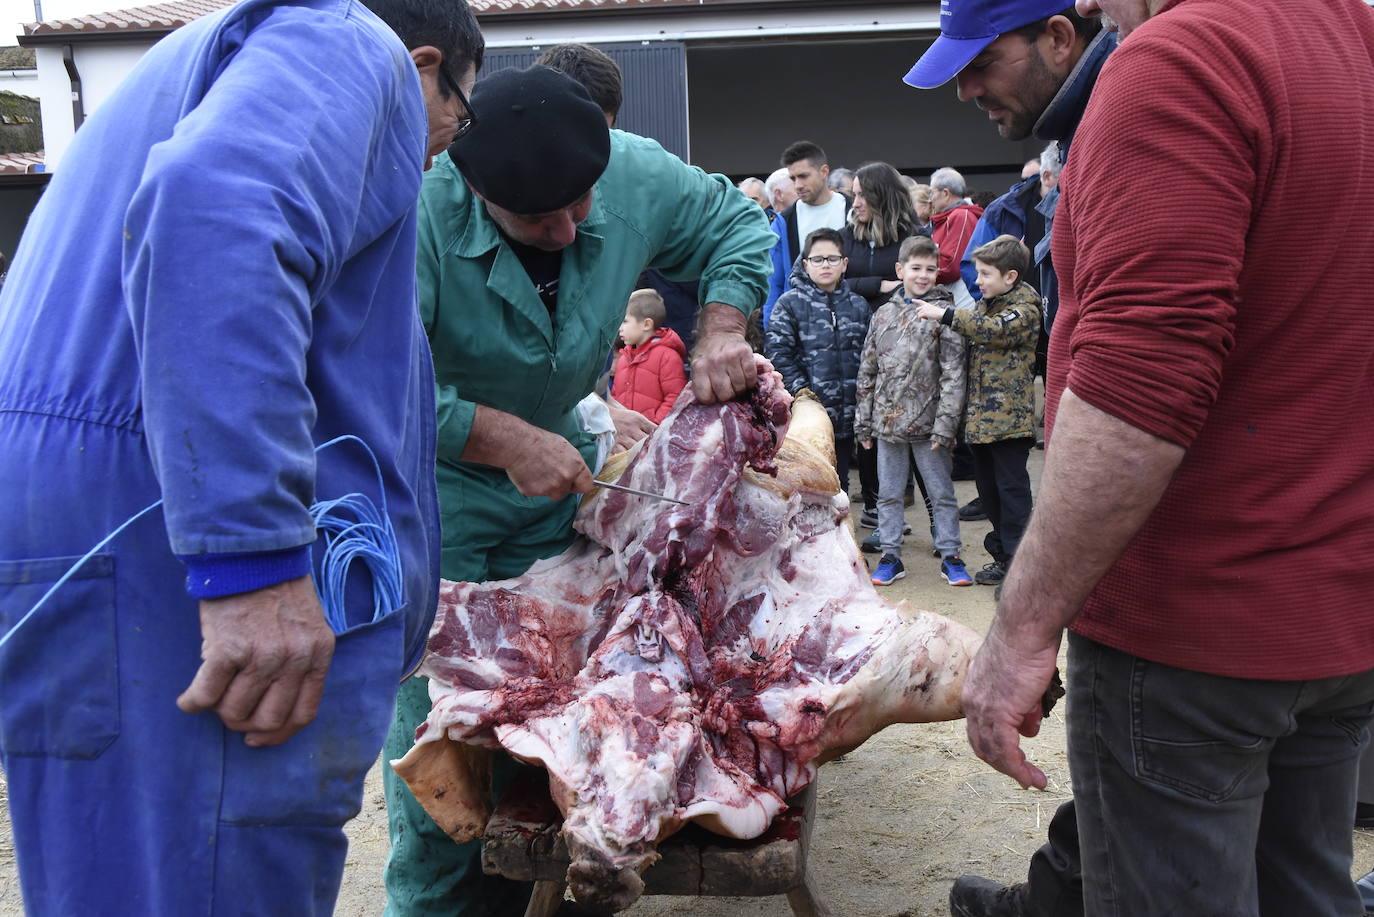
left=612, top=327, right=688, bottom=423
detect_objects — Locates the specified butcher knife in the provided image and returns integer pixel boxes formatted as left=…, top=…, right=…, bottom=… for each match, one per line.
left=592, top=479, right=690, bottom=506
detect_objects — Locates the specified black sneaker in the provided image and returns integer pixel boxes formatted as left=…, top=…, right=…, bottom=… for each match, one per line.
left=859, top=508, right=879, bottom=528
left=974, top=561, right=1006, bottom=586
left=958, top=498, right=988, bottom=521
left=949, top=875, right=1032, bottom=917
left=860, top=531, right=881, bottom=554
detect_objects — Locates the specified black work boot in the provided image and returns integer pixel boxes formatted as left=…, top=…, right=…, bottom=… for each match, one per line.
left=949, top=875, right=1032, bottom=917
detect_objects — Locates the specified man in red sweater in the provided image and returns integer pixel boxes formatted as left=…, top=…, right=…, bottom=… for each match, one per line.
left=959, top=0, right=1374, bottom=913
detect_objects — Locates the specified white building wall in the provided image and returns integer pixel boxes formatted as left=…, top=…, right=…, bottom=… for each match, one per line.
left=0, top=68, right=39, bottom=98
left=33, top=39, right=153, bottom=169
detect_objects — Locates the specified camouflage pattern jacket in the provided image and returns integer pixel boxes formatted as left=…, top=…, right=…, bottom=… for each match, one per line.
left=764, top=258, right=871, bottom=439
left=947, top=281, right=1041, bottom=444
left=854, top=285, right=965, bottom=447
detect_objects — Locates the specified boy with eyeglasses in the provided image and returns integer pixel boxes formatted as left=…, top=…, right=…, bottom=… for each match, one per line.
left=764, top=227, right=872, bottom=496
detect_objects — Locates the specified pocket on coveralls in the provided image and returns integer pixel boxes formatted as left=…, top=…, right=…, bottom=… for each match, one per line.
left=218, top=604, right=409, bottom=826
left=0, top=553, right=119, bottom=759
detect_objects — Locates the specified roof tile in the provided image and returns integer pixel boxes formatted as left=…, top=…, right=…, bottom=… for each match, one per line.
left=0, top=150, right=45, bottom=174
left=24, top=0, right=733, bottom=36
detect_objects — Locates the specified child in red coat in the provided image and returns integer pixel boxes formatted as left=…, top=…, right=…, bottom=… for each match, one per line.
left=612, top=288, right=688, bottom=423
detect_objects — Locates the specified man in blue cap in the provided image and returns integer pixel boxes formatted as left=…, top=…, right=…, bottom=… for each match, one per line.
left=904, top=2, right=1115, bottom=915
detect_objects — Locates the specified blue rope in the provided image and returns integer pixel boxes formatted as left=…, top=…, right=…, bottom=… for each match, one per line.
left=0, top=435, right=404, bottom=651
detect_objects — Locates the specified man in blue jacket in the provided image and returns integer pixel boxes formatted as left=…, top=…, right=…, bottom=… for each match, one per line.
left=0, top=0, right=482, bottom=912
left=904, top=1, right=1115, bottom=915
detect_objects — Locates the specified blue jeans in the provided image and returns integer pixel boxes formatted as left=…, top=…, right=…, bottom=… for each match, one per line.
left=1066, top=632, right=1374, bottom=917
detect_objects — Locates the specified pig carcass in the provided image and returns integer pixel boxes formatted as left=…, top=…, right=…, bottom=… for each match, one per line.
left=392, top=365, right=982, bottom=912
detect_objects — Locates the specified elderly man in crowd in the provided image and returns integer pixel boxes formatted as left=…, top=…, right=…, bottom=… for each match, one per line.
left=958, top=0, right=1374, bottom=915
left=927, top=166, right=983, bottom=307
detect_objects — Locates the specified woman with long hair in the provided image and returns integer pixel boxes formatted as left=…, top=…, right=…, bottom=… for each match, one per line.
left=842, top=162, right=925, bottom=312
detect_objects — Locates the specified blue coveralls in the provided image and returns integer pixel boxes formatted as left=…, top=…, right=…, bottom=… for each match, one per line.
left=0, top=0, right=440, bottom=913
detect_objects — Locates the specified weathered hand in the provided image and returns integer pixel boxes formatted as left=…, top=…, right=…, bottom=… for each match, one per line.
left=505, top=425, right=595, bottom=498
left=177, top=576, right=335, bottom=747
left=691, top=331, right=756, bottom=403
left=691, top=302, right=757, bottom=403
left=962, top=620, right=1061, bottom=789
left=606, top=399, right=656, bottom=453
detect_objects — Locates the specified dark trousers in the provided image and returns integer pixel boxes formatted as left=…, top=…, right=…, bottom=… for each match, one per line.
left=968, top=437, right=1033, bottom=561
left=1022, top=800, right=1085, bottom=917
left=836, top=435, right=855, bottom=499
left=1066, top=632, right=1374, bottom=916
left=857, top=439, right=879, bottom=510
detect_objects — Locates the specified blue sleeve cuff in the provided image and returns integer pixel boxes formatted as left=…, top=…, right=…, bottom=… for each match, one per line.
left=179, top=545, right=313, bottom=600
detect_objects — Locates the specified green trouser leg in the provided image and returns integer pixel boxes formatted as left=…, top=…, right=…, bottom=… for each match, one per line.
left=382, top=676, right=534, bottom=917
left=383, top=476, right=583, bottom=916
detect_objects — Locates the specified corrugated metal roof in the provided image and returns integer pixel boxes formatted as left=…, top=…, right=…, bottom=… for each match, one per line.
left=0, top=151, right=45, bottom=173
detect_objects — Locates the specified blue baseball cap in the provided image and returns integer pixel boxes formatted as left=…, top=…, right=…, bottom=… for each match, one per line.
left=904, top=0, right=1072, bottom=89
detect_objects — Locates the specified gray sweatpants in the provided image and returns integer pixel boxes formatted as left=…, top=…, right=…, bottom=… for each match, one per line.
left=876, top=437, right=960, bottom=559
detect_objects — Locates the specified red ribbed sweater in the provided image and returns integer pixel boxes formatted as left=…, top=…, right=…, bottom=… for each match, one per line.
left=1047, top=0, right=1374, bottom=679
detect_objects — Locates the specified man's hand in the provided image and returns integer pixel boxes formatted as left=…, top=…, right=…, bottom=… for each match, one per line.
left=606, top=398, right=656, bottom=453
left=962, top=617, right=1061, bottom=790
left=691, top=302, right=757, bottom=403
left=177, top=576, right=335, bottom=747
left=462, top=405, right=594, bottom=499
left=860, top=439, right=874, bottom=450
left=504, top=425, right=595, bottom=498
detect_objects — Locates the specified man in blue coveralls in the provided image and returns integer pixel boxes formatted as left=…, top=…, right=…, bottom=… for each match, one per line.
left=0, top=0, right=483, bottom=913
left=382, top=65, right=775, bottom=914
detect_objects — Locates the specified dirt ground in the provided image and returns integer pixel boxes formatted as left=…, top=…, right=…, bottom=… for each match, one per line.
left=4, top=450, right=1374, bottom=915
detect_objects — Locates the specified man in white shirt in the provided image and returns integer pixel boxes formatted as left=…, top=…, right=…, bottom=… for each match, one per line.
left=763, top=140, right=851, bottom=324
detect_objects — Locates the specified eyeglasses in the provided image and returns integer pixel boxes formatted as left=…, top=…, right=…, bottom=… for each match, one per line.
left=440, top=67, right=478, bottom=141
left=804, top=255, right=845, bottom=266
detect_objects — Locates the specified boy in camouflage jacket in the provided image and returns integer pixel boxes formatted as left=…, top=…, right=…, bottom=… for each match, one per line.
left=856, top=235, right=973, bottom=587
left=917, top=234, right=1040, bottom=586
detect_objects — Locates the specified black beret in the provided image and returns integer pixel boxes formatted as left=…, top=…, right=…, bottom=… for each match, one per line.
left=448, top=65, right=612, bottom=215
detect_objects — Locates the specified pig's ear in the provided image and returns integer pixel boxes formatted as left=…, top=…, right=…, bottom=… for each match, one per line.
left=391, top=738, right=493, bottom=844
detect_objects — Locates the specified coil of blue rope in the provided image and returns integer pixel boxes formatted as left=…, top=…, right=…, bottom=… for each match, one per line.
left=0, top=434, right=404, bottom=652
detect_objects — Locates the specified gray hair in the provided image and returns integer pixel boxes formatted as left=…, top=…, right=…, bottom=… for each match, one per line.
left=929, top=166, right=966, bottom=198
left=827, top=167, right=855, bottom=191
left=765, top=167, right=791, bottom=198
left=1040, top=142, right=1062, bottom=179
left=737, top=176, right=766, bottom=196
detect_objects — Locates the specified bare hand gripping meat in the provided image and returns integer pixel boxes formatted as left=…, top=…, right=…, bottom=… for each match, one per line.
left=392, top=358, right=982, bottom=912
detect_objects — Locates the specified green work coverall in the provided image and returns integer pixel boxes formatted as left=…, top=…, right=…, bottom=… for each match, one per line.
left=383, top=129, right=775, bottom=916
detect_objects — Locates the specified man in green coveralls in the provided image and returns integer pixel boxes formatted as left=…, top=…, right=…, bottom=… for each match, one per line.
left=382, top=65, right=775, bottom=915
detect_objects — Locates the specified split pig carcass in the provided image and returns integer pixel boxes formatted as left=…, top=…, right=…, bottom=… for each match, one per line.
left=392, top=360, right=982, bottom=912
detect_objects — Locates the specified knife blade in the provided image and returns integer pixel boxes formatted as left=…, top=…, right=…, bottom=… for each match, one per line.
left=592, top=479, right=690, bottom=506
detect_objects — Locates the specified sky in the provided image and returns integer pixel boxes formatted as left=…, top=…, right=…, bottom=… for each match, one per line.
left=3, top=0, right=113, bottom=44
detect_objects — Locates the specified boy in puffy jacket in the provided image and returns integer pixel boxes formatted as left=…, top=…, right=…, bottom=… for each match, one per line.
left=857, top=235, right=972, bottom=588
left=765, top=227, right=872, bottom=492
left=612, top=288, right=688, bottom=423
left=917, top=234, right=1040, bottom=588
